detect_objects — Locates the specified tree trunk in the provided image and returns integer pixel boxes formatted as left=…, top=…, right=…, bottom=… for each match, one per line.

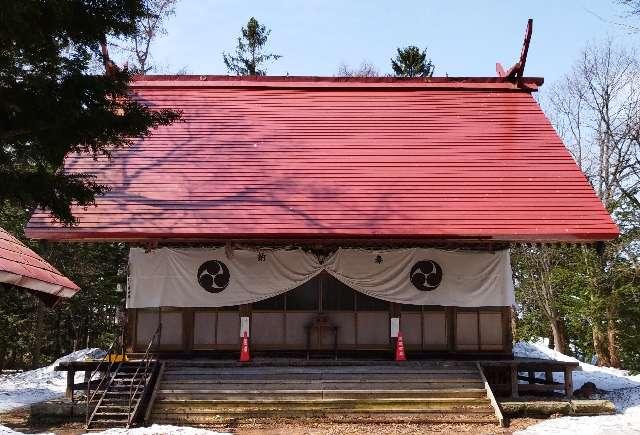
left=607, top=303, right=621, bottom=368
left=0, top=344, right=6, bottom=371
left=550, top=317, right=568, bottom=354
left=31, top=298, right=45, bottom=369
left=592, top=324, right=611, bottom=367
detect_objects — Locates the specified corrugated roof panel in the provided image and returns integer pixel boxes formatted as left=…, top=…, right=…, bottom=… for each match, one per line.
left=0, top=228, right=79, bottom=297
left=25, top=76, right=618, bottom=242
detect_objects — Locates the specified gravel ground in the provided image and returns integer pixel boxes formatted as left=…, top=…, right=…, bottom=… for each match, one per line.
left=0, top=409, right=541, bottom=435
left=226, top=417, right=541, bottom=435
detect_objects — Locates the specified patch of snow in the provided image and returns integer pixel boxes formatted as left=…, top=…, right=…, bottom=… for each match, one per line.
left=514, top=340, right=581, bottom=362
left=0, top=425, right=228, bottom=435
left=515, top=341, right=640, bottom=434
left=516, top=408, right=640, bottom=435
left=514, top=341, right=640, bottom=391
left=0, top=348, right=105, bottom=412
left=0, top=424, right=52, bottom=434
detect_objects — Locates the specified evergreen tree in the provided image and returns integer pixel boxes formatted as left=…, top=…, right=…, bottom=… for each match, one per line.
left=223, top=17, right=281, bottom=76
left=0, top=201, right=128, bottom=369
left=391, top=46, right=434, bottom=77
left=0, top=1, right=180, bottom=223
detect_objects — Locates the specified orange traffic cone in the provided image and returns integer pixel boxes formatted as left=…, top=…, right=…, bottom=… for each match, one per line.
left=239, top=331, right=251, bottom=362
left=395, top=331, right=407, bottom=361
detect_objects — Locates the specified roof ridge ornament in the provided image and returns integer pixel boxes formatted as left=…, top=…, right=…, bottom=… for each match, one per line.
left=496, top=18, right=533, bottom=86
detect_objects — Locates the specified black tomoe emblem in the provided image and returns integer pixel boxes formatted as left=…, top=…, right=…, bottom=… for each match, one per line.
left=410, top=260, right=443, bottom=291
left=197, top=260, right=230, bottom=293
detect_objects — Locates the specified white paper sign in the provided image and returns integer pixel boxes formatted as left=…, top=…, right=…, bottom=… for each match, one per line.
left=390, top=317, right=400, bottom=338
left=240, top=316, right=250, bottom=338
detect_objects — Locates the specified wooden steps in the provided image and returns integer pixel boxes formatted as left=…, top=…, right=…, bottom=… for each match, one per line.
left=148, top=361, right=498, bottom=425
left=86, top=361, right=156, bottom=430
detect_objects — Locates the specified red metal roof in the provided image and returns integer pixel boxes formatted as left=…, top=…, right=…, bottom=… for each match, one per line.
left=26, top=75, right=618, bottom=242
left=0, top=227, right=79, bottom=297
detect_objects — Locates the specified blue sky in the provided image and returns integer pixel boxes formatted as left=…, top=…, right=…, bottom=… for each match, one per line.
left=145, top=0, right=638, bottom=85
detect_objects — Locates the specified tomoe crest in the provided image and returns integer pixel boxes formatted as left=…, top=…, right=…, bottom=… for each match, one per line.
left=197, top=260, right=230, bottom=293
left=409, top=260, right=443, bottom=291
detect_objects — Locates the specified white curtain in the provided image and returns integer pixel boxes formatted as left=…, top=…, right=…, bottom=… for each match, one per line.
left=324, top=248, right=514, bottom=307
left=127, top=247, right=514, bottom=308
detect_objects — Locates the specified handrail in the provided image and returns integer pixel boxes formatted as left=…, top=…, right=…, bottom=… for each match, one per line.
left=143, top=361, right=166, bottom=425
left=85, top=335, right=121, bottom=427
left=127, top=324, right=161, bottom=427
left=476, top=362, right=506, bottom=428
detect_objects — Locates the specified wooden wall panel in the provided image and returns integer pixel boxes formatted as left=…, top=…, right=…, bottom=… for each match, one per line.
left=401, top=313, right=422, bottom=346
left=130, top=305, right=512, bottom=355
left=253, top=313, right=285, bottom=346
left=193, top=311, right=217, bottom=347
left=285, top=312, right=316, bottom=346
left=159, top=311, right=183, bottom=347
left=455, top=311, right=479, bottom=351
left=356, top=312, right=390, bottom=346
left=480, top=311, right=504, bottom=351
left=217, top=312, right=239, bottom=345
left=423, top=311, right=448, bottom=348
left=136, top=309, right=159, bottom=347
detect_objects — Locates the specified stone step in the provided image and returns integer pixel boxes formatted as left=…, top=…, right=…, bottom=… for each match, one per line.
left=148, top=362, right=496, bottom=426
left=152, top=414, right=497, bottom=425
left=159, top=380, right=485, bottom=390
left=162, top=373, right=482, bottom=382
left=163, top=367, right=479, bottom=375
left=156, top=388, right=487, bottom=400
left=165, top=361, right=477, bottom=369
left=154, top=397, right=492, bottom=412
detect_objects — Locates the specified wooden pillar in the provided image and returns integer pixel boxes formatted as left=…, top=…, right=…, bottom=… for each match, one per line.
left=126, top=309, right=137, bottom=353
left=510, top=364, right=519, bottom=398
left=528, top=370, right=535, bottom=384
left=545, top=369, right=553, bottom=385
left=564, top=366, right=573, bottom=400
left=447, top=307, right=456, bottom=353
left=183, top=308, right=194, bottom=353
left=65, top=369, right=75, bottom=399
left=503, top=306, right=514, bottom=355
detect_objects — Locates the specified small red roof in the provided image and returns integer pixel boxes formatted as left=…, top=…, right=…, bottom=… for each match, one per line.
left=0, top=228, right=79, bottom=297
left=26, top=75, right=618, bottom=242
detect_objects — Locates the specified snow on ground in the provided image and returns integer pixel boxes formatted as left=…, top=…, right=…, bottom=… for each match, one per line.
left=515, top=341, right=640, bottom=434
left=0, top=348, right=105, bottom=413
left=514, top=341, right=640, bottom=391
left=0, top=424, right=228, bottom=434
left=0, top=424, right=51, bottom=434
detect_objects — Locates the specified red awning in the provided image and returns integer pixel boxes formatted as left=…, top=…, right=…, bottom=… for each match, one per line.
left=26, top=76, right=619, bottom=243
left=0, top=227, right=79, bottom=298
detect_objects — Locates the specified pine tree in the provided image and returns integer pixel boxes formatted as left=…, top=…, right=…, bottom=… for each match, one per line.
left=391, top=46, right=435, bottom=77
left=0, top=1, right=181, bottom=223
left=223, top=17, right=281, bottom=76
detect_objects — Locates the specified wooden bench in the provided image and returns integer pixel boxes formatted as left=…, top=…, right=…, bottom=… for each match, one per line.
left=55, top=360, right=110, bottom=400
left=480, top=358, right=579, bottom=399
